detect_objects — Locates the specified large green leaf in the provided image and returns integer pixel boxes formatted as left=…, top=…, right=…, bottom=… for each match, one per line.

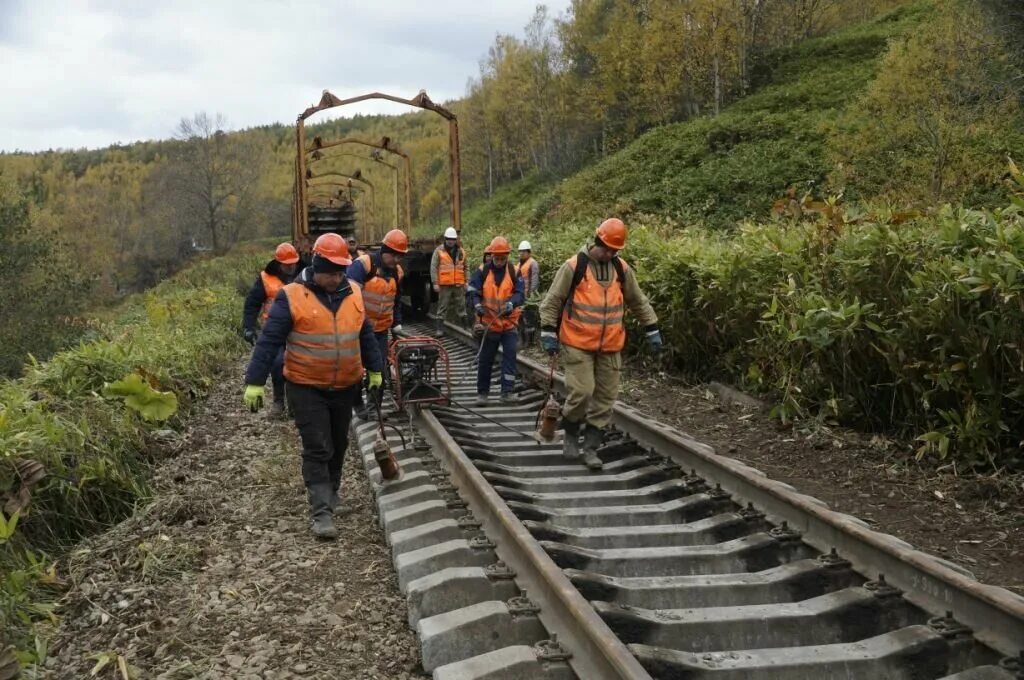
left=102, top=373, right=178, bottom=422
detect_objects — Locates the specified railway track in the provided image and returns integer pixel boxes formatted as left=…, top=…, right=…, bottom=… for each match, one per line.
left=353, top=322, right=1024, bottom=680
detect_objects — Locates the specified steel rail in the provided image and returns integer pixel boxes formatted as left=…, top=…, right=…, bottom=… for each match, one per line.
left=412, top=406, right=653, bottom=679
left=442, top=322, right=1024, bottom=658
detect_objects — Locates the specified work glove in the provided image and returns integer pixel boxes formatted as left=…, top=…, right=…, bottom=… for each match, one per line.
left=432, top=283, right=439, bottom=293
left=368, top=371, right=383, bottom=390
left=391, top=324, right=403, bottom=336
left=646, top=328, right=664, bottom=353
left=541, top=330, right=559, bottom=356
left=243, top=328, right=257, bottom=346
left=243, top=385, right=265, bottom=412
left=501, top=302, right=514, bottom=317
left=474, top=304, right=486, bottom=317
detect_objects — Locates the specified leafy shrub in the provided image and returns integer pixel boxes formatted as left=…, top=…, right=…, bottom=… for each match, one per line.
left=0, top=246, right=262, bottom=663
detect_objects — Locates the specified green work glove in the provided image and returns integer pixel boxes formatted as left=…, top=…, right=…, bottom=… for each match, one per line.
left=368, top=371, right=383, bottom=390
left=243, top=385, right=265, bottom=412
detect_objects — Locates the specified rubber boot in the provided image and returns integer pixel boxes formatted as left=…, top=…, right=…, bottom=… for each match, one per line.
left=307, top=484, right=339, bottom=540
left=581, top=425, right=605, bottom=471
left=269, top=399, right=285, bottom=419
left=434, top=317, right=445, bottom=338
left=561, top=419, right=581, bottom=460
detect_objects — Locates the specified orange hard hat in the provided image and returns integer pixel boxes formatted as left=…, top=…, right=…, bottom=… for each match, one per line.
left=275, top=242, right=300, bottom=265
left=596, top=218, right=627, bottom=250
left=382, top=229, right=409, bottom=254
left=487, top=236, right=511, bottom=255
left=312, top=233, right=352, bottom=266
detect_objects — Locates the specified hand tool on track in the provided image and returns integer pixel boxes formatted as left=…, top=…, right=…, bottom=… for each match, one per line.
left=534, top=353, right=561, bottom=443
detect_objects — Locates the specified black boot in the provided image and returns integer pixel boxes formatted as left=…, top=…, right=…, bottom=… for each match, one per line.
left=561, top=419, right=581, bottom=460
left=307, top=483, right=338, bottom=540
left=581, top=425, right=604, bottom=471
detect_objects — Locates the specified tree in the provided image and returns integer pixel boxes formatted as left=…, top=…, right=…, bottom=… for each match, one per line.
left=165, top=113, right=266, bottom=253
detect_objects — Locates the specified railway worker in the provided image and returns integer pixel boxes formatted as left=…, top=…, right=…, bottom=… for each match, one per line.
left=539, top=218, right=662, bottom=471
left=243, top=233, right=383, bottom=540
left=346, top=235, right=368, bottom=258
left=468, top=236, right=524, bottom=406
left=430, top=226, right=468, bottom=336
left=347, top=229, right=408, bottom=419
left=515, top=240, right=541, bottom=345
left=242, top=242, right=301, bottom=416
left=515, top=241, right=540, bottom=298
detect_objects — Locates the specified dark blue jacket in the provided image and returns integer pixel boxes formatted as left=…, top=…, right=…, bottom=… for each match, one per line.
left=242, top=260, right=298, bottom=333
left=467, top=261, right=525, bottom=309
left=346, top=251, right=402, bottom=327
left=244, top=267, right=383, bottom=386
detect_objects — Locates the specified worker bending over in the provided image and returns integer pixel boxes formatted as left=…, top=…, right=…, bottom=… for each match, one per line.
left=539, top=219, right=662, bottom=470
left=347, top=229, right=407, bottom=418
left=468, top=236, right=524, bottom=406
left=430, top=226, right=468, bottom=336
left=243, top=234, right=383, bottom=539
left=242, top=242, right=301, bottom=416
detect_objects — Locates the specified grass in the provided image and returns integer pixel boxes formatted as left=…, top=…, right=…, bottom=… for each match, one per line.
left=0, top=244, right=265, bottom=667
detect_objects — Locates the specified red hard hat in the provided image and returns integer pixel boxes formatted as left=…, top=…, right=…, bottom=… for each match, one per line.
left=275, top=242, right=300, bottom=265
left=596, top=218, right=627, bottom=250
left=487, top=236, right=511, bottom=255
left=382, top=229, right=409, bottom=254
left=312, top=233, right=352, bottom=266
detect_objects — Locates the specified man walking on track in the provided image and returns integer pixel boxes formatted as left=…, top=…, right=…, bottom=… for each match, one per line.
left=241, top=242, right=301, bottom=417
left=430, top=226, right=467, bottom=336
left=243, top=233, right=383, bottom=540
left=539, top=218, right=663, bottom=471
left=468, top=236, right=524, bottom=406
left=515, top=240, right=541, bottom=345
left=347, top=229, right=407, bottom=419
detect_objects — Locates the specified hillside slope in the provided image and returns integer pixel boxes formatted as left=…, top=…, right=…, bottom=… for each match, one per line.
left=463, top=3, right=931, bottom=233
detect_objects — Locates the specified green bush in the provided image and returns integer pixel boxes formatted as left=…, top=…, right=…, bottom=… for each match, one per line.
left=0, top=245, right=263, bottom=665
left=469, top=175, right=1024, bottom=471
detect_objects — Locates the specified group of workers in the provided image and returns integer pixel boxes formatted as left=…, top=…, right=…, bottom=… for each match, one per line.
left=241, top=218, right=662, bottom=538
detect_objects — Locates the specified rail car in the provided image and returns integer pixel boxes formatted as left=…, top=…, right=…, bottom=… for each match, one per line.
left=291, top=90, right=463, bottom=319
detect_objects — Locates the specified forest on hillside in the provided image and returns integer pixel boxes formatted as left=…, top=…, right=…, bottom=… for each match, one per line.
left=0, top=0, right=1022, bottom=378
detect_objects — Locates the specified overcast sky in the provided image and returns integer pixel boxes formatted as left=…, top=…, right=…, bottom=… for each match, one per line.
left=0, top=1, right=572, bottom=152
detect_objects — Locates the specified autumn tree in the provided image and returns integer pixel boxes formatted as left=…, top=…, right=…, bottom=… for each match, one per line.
left=164, top=112, right=267, bottom=253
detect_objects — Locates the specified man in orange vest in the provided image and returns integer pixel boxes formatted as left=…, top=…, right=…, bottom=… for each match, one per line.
left=515, top=240, right=541, bottom=345
left=430, top=226, right=468, bottom=336
left=539, top=218, right=662, bottom=471
left=242, top=242, right=301, bottom=416
left=347, top=229, right=408, bottom=418
left=243, top=233, right=384, bottom=539
left=468, top=236, right=525, bottom=406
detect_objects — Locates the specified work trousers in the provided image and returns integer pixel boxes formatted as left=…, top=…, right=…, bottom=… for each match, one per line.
left=436, top=285, right=467, bottom=324
left=561, top=345, right=622, bottom=429
left=286, top=381, right=358, bottom=491
left=477, top=329, right=518, bottom=395
left=270, top=348, right=285, bottom=403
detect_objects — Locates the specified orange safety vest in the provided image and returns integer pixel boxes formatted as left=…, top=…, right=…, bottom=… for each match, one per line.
left=354, top=254, right=403, bottom=333
left=515, top=257, right=537, bottom=296
left=437, top=247, right=466, bottom=286
left=479, top=264, right=521, bottom=333
left=282, top=283, right=365, bottom=389
left=259, top=271, right=286, bottom=325
left=558, top=255, right=628, bottom=353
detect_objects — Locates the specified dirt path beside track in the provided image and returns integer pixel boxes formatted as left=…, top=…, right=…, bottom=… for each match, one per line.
left=44, top=360, right=427, bottom=680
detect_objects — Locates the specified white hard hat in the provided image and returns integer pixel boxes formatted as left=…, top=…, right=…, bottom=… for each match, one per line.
left=443, top=227, right=458, bottom=239
left=518, top=240, right=532, bottom=251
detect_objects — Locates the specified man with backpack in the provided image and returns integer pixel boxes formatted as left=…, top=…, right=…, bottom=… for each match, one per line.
left=468, top=236, right=525, bottom=406
left=539, top=218, right=662, bottom=470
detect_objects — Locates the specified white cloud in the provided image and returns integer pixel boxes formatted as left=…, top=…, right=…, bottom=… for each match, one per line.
left=0, top=0, right=572, bottom=151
